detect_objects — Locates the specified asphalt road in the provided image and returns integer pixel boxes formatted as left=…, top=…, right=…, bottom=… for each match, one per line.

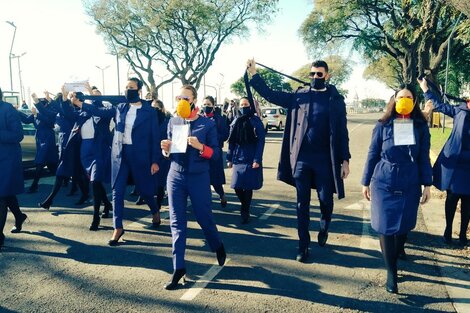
left=0, top=113, right=463, bottom=312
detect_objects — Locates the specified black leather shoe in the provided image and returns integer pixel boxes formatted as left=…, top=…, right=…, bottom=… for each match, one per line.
left=385, top=270, right=398, bottom=294
left=296, top=248, right=309, bottom=263
left=220, top=196, right=227, bottom=208
left=108, top=229, right=125, bottom=246
left=241, top=211, right=249, bottom=224
left=0, top=233, right=5, bottom=249
left=459, top=235, right=468, bottom=246
left=164, top=268, right=186, bottom=290
left=443, top=229, right=452, bottom=245
left=38, top=201, right=51, bottom=210
left=318, top=229, right=329, bottom=247
left=216, top=244, right=226, bottom=266
left=135, top=197, right=145, bottom=205
left=11, top=213, right=28, bottom=233
left=89, top=218, right=100, bottom=231
left=75, top=195, right=89, bottom=205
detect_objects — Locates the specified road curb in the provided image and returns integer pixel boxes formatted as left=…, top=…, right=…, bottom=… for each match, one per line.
left=421, top=150, right=470, bottom=313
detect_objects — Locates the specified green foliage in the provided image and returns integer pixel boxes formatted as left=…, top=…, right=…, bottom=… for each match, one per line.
left=299, top=1, right=470, bottom=93
left=231, top=69, right=292, bottom=104
left=360, top=98, right=386, bottom=108
left=288, top=55, right=352, bottom=96
left=363, top=56, right=402, bottom=89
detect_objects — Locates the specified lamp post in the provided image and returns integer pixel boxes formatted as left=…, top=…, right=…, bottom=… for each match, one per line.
left=96, top=65, right=110, bottom=94
left=6, top=21, right=17, bottom=91
left=11, top=52, right=26, bottom=102
left=205, top=84, right=217, bottom=103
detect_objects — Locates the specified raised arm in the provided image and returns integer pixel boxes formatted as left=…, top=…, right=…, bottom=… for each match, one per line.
left=247, top=58, right=294, bottom=108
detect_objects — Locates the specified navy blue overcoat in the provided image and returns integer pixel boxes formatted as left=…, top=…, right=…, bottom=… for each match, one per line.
left=227, top=116, right=265, bottom=190
left=250, top=74, right=350, bottom=199
left=19, top=101, right=58, bottom=165
left=361, top=118, right=432, bottom=235
left=425, top=90, right=470, bottom=195
left=0, top=101, right=24, bottom=196
left=82, top=101, right=160, bottom=193
left=208, top=113, right=229, bottom=186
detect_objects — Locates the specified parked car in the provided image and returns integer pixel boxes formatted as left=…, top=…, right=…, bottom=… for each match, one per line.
left=262, top=107, right=287, bottom=130
left=18, top=108, right=37, bottom=169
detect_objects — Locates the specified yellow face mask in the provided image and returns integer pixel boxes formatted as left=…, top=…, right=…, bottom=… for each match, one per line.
left=395, top=98, right=414, bottom=115
left=176, top=99, right=191, bottom=118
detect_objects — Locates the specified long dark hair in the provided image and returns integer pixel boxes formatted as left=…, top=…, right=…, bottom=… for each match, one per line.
left=379, top=85, right=427, bottom=124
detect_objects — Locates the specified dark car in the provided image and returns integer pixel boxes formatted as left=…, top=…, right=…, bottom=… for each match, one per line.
left=18, top=108, right=37, bottom=169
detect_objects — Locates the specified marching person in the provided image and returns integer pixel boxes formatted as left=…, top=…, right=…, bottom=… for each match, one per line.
left=19, top=93, right=59, bottom=193
left=81, top=77, right=161, bottom=245
left=202, top=96, right=230, bottom=207
left=419, top=78, right=469, bottom=246
left=0, top=87, right=28, bottom=250
left=361, top=85, right=432, bottom=294
left=151, top=99, right=171, bottom=212
left=247, top=58, right=350, bottom=262
left=161, top=85, right=226, bottom=290
left=39, top=89, right=90, bottom=210
left=72, top=83, right=113, bottom=230
left=227, top=97, right=265, bottom=223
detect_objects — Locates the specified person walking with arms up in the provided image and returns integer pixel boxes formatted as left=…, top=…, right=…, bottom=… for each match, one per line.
left=247, top=58, right=350, bottom=262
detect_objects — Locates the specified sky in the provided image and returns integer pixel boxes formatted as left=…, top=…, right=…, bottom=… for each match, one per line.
left=0, top=0, right=392, bottom=108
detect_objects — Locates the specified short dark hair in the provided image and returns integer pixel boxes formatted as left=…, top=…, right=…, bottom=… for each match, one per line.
left=74, top=92, right=85, bottom=102
left=311, top=60, right=329, bottom=72
left=204, top=96, right=215, bottom=106
left=128, top=77, right=143, bottom=90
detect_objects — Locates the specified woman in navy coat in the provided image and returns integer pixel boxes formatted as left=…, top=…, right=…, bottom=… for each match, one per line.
left=82, top=78, right=161, bottom=245
left=161, top=85, right=226, bottom=290
left=361, top=86, right=432, bottom=294
left=71, top=85, right=113, bottom=231
left=202, top=96, right=229, bottom=207
left=152, top=100, right=171, bottom=212
left=419, top=78, right=470, bottom=246
left=19, top=96, right=58, bottom=193
left=39, top=90, right=90, bottom=209
left=227, top=97, right=265, bottom=224
left=0, top=89, right=28, bottom=249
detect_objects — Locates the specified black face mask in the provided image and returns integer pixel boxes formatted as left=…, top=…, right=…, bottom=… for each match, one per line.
left=240, top=107, right=252, bottom=116
left=311, top=77, right=326, bottom=90
left=125, top=89, right=140, bottom=103
left=203, top=106, right=213, bottom=114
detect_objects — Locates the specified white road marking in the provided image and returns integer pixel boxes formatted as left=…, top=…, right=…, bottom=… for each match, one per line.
left=359, top=200, right=380, bottom=251
left=180, top=259, right=230, bottom=301
left=259, top=203, right=279, bottom=220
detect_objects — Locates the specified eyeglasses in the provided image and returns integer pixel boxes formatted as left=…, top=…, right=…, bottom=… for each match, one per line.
left=176, top=95, right=190, bottom=101
left=309, top=71, right=324, bottom=78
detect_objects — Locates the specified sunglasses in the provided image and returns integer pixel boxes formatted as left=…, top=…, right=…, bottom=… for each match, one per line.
left=309, top=71, right=324, bottom=78
left=176, top=95, right=190, bottom=101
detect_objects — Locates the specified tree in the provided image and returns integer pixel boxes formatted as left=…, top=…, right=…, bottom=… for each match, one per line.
left=446, top=0, right=470, bottom=16
left=299, top=1, right=470, bottom=91
left=84, top=0, right=278, bottom=97
left=363, top=56, right=402, bottom=89
left=288, top=55, right=352, bottom=96
left=360, top=98, right=386, bottom=108
left=230, top=69, right=292, bottom=105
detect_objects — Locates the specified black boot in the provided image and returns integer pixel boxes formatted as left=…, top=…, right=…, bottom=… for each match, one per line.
left=89, top=216, right=100, bottom=231
left=0, top=233, right=4, bottom=249
left=164, top=268, right=186, bottom=290
left=379, top=235, right=398, bottom=294
left=216, top=244, right=226, bottom=266
left=459, top=197, right=469, bottom=246
left=296, top=247, right=309, bottom=263
left=102, top=203, right=112, bottom=218
left=0, top=199, right=7, bottom=249
left=11, top=213, right=28, bottom=233
left=396, top=234, right=407, bottom=260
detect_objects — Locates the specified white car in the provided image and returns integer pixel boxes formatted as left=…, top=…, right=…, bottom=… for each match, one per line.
left=262, top=107, right=287, bottom=130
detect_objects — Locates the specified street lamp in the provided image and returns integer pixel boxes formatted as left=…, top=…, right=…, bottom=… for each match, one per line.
left=96, top=65, right=110, bottom=94
left=6, top=21, right=17, bottom=91
left=11, top=52, right=26, bottom=102
left=205, top=84, right=217, bottom=103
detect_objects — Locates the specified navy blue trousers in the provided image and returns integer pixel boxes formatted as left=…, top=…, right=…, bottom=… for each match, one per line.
left=293, top=154, right=335, bottom=251
left=167, top=169, right=222, bottom=270
left=112, top=145, right=158, bottom=229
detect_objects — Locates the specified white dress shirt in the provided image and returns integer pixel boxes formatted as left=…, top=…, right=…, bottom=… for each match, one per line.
left=123, top=104, right=141, bottom=144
